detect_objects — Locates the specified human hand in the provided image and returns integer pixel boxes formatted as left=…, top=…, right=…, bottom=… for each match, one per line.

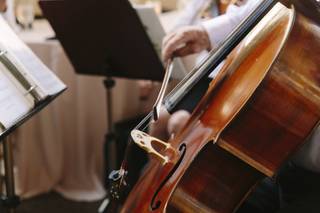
left=162, top=25, right=211, bottom=63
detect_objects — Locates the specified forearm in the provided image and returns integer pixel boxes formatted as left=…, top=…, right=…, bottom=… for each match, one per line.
left=201, top=0, right=261, bottom=48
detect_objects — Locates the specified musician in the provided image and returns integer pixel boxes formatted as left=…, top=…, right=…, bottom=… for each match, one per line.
left=159, top=0, right=320, bottom=212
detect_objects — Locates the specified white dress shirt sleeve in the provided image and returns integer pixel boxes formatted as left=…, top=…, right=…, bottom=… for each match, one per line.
left=201, top=0, right=261, bottom=48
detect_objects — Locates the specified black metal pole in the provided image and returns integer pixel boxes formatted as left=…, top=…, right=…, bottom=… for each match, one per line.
left=1, top=137, right=20, bottom=213
left=103, top=77, right=117, bottom=185
left=99, top=77, right=119, bottom=213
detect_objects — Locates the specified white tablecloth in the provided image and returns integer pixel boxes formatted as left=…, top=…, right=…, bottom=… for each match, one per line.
left=13, top=20, right=148, bottom=201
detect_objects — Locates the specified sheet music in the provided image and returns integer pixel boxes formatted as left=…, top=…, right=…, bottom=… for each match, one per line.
left=0, top=63, right=33, bottom=129
left=0, top=16, right=66, bottom=95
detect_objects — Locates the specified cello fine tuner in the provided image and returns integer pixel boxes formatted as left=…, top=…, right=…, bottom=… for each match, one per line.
left=131, top=129, right=177, bottom=165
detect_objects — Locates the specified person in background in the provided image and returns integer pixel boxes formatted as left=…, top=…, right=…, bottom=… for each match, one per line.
left=156, top=0, right=320, bottom=213
left=0, top=0, right=7, bottom=12
left=174, top=0, right=219, bottom=30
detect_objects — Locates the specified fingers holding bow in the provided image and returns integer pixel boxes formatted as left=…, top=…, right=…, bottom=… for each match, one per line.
left=162, top=25, right=212, bottom=63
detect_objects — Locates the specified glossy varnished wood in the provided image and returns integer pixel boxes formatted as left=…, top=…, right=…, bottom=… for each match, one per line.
left=217, top=13, right=320, bottom=176
left=167, top=144, right=263, bottom=213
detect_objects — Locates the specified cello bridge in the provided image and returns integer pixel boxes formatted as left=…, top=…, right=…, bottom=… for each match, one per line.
left=131, top=129, right=176, bottom=165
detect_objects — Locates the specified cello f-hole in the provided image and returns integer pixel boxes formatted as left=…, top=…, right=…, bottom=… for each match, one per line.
left=150, top=143, right=187, bottom=211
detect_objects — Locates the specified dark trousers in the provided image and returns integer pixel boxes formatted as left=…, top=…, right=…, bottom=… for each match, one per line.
left=237, top=162, right=320, bottom=213
left=277, top=163, right=320, bottom=213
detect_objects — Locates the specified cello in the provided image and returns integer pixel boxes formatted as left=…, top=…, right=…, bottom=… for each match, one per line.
left=108, top=0, right=320, bottom=212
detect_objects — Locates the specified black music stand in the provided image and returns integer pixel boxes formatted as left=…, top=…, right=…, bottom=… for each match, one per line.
left=0, top=93, right=65, bottom=213
left=39, top=0, right=164, bottom=188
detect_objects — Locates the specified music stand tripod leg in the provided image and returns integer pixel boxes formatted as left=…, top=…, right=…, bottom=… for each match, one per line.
left=1, top=137, right=20, bottom=213
left=103, top=77, right=117, bottom=186
left=98, top=77, right=122, bottom=213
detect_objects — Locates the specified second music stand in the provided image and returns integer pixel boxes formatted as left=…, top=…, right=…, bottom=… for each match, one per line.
left=39, top=0, right=165, bottom=186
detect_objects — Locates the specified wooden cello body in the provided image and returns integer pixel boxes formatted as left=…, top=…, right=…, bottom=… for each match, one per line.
left=121, top=1, right=320, bottom=212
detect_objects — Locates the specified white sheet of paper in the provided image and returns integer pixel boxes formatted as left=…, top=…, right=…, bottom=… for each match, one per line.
left=0, top=63, right=33, bottom=129
left=0, top=16, right=66, bottom=95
